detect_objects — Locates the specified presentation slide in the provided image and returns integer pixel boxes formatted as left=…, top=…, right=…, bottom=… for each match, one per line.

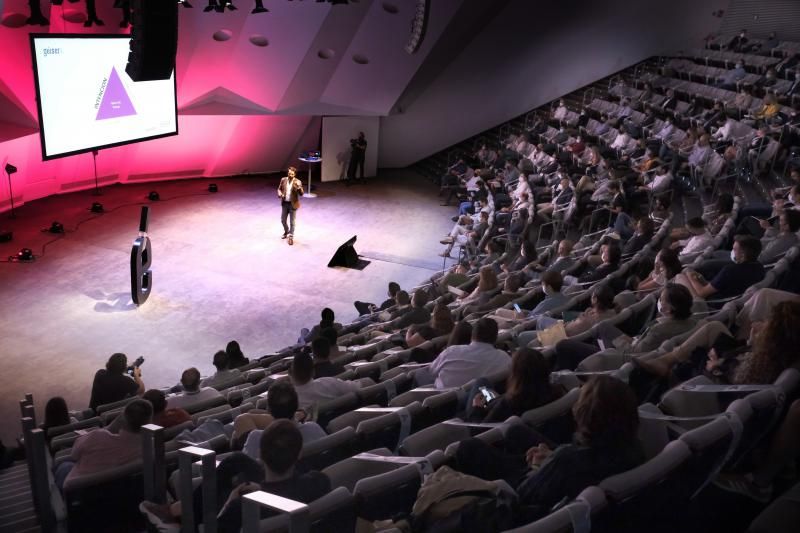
left=30, top=35, right=177, bottom=160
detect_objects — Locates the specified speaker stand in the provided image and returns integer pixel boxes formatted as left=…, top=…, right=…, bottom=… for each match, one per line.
left=92, top=150, right=102, bottom=196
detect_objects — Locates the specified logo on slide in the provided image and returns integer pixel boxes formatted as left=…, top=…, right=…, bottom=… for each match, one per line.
left=96, top=67, right=136, bottom=120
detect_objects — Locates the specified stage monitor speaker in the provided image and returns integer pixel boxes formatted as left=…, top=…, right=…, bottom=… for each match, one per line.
left=328, top=235, right=359, bottom=268
left=125, top=0, right=179, bottom=82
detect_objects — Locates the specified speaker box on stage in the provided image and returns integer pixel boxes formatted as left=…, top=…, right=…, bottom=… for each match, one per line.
left=328, top=235, right=369, bottom=270
left=125, top=0, right=179, bottom=82
left=0, top=230, right=11, bottom=242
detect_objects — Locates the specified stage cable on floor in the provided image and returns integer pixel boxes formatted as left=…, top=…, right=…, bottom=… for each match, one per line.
left=1, top=191, right=213, bottom=265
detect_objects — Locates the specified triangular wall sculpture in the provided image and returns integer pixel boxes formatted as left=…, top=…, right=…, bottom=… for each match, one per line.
left=178, top=87, right=273, bottom=116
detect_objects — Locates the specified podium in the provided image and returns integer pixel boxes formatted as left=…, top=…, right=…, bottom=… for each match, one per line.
left=298, top=156, right=321, bottom=198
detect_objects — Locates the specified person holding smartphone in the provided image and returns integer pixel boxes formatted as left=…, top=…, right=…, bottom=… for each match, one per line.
left=465, top=348, right=564, bottom=423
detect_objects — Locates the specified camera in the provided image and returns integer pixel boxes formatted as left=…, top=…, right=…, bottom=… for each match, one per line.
left=126, top=356, right=145, bottom=376
left=350, top=138, right=358, bottom=147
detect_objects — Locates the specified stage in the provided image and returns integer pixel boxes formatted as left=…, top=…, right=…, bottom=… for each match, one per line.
left=0, top=170, right=450, bottom=444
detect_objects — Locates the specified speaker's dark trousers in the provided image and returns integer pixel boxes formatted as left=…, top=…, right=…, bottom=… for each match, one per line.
left=281, top=201, right=297, bottom=236
left=348, top=155, right=365, bottom=180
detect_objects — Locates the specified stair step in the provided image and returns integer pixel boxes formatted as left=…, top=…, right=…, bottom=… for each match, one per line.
left=0, top=499, right=35, bottom=518
left=1, top=515, right=40, bottom=532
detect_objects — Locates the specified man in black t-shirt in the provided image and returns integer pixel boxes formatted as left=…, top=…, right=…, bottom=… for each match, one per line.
left=347, top=131, right=367, bottom=182
left=89, top=353, right=145, bottom=411
left=680, top=235, right=765, bottom=301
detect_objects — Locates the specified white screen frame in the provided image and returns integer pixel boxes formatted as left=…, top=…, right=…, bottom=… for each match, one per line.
left=30, top=33, right=178, bottom=161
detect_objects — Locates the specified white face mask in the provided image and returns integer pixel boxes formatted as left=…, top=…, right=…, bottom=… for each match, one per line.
left=730, top=249, right=737, bottom=263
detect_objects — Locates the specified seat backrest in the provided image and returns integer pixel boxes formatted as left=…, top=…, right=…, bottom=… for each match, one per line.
left=316, top=392, right=360, bottom=429
left=353, top=463, right=424, bottom=522
left=255, top=486, right=357, bottom=533
left=678, top=416, right=735, bottom=497
left=505, top=486, right=607, bottom=533
left=595, top=440, right=692, bottom=532
left=297, top=427, right=357, bottom=473
left=398, top=421, right=471, bottom=458
left=321, top=447, right=395, bottom=493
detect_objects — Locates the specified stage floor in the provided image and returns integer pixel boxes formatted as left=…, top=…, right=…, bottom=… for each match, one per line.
left=0, top=171, right=450, bottom=444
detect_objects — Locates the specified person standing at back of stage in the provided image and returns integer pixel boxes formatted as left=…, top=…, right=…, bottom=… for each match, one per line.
left=347, top=132, right=367, bottom=183
left=277, top=166, right=304, bottom=246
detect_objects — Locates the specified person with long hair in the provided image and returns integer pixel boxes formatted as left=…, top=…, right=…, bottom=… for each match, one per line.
left=637, top=248, right=683, bottom=292
left=225, top=340, right=250, bottom=369
left=454, top=376, right=643, bottom=521
left=460, top=265, right=499, bottom=304
left=468, top=348, right=565, bottom=422
left=636, top=301, right=800, bottom=381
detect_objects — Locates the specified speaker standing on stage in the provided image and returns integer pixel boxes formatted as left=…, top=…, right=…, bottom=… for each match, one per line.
left=347, top=131, right=367, bottom=183
left=278, top=166, right=304, bottom=246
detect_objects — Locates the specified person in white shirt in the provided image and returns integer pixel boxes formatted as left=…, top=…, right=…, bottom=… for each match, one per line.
left=673, top=217, right=714, bottom=261
left=553, top=99, right=568, bottom=122
left=642, top=166, right=672, bottom=194
left=687, top=135, right=713, bottom=169
left=712, top=117, right=735, bottom=142
left=289, top=352, right=367, bottom=410
left=200, top=350, right=241, bottom=389
left=610, top=131, right=631, bottom=151
left=238, top=381, right=327, bottom=459
left=427, top=318, right=511, bottom=389
left=167, top=368, right=223, bottom=410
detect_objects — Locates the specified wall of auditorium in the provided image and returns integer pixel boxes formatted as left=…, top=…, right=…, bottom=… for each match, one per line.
left=378, top=0, right=730, bottom=168
left=0, top=0, right=463, bottom=212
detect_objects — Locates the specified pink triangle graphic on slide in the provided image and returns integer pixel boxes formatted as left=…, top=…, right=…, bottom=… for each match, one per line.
left=96, top=67, right=136, bottom=120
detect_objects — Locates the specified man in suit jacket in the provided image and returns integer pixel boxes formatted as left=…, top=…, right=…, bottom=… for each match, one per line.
left=277, top=167, right=304, bottom=245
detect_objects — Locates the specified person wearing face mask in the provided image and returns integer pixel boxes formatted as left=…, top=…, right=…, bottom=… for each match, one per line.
left=717, top=62, right=747, bottom=91
left=727, top=29, right=749, bottom=52
left=678, top=235, right=765, bottom=301
left=759, top=210, right=800, bottom=264
left=552, top=284, right=696, bottom=371
left=522, top=285, right=617, bottom=349
left=493, top=271, right=569, bottom=330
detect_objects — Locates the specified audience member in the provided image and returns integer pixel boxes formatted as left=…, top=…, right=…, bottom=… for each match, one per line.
left=57, top=399, right=153, bottom=489
left=677, top=235, right=765, bottom=300
left=140, top=419, right=330, bottom=533
left=426, top=318, right=511, bottom=389
left=89, top=353, right=145, bottom=412
left=467, top=348, right=565, bottom=423
left=310, top=337, right=344, bottom=378
left=143, top=389, right=191, bottom=429
left=354, top=281, right=401, bottom=316
left=167, top=368, right=223, bottom=410
left=225, top=340, right=250, bottom=369
left=236, top=381, right=326, bottom=459
left=454, top=376, right=643, bottom=521
left=290, top=352, right=366, bottom=409
left=200, top=350, right=241, bottom=388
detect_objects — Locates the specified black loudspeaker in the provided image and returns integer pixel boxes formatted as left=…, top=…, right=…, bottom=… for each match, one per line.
left=328, top=235, right=359, bottom=268
left=0, top=230, right=12, bottom=242
left=125, top=0, right=179, bottom=82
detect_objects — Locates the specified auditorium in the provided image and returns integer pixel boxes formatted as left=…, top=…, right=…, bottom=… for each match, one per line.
left=1, top=0, right=799, bottom=531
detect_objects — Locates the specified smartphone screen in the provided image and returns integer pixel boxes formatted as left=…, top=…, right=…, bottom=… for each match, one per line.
left=513, top=303, right=522, bottom=313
